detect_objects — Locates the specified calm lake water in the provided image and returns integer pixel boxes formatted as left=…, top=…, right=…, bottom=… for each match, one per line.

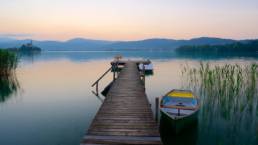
left=0, top=51, right=257, bottom=145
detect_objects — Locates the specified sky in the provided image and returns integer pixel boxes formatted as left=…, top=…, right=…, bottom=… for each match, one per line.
left=0, top=0, right=258, bottom=41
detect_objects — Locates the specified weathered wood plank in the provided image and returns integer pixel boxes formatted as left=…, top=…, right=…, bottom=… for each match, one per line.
left=82, top=135, right=161, bottom=145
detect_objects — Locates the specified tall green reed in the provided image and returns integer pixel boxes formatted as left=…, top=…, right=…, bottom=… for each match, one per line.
left=0, top=49, right=18, bottom=76
left=182, top=62, right=258, bottom=119
left=181, top=62, right=258, bottom=144
left=0, top=49, right=19, bottom=102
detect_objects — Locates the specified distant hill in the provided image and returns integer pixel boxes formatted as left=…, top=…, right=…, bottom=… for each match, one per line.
left=175, top=40, right=258, bottom=55
left=35, top=38, right=114, bottom=51
left=104, top=37, right=236, bottom=51
left=0, top=37, right=240, bottom=51
left=0, top=38, right=114, bottom=51
left=0, top=37, right=16, bottom=43
left=104, top=39, right=177, bottom=50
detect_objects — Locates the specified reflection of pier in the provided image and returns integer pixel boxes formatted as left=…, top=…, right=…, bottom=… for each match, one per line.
left=82, top=60, right=161, bottom=145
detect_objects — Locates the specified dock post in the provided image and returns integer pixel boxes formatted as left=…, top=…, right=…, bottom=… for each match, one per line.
left=96, top=82, right=99, bottom=96
left=155, top=97, right=159, bottom=122
left=143, top=64, right=145, bottom=87
left=113, top=71, right=115, bottom=81
left=112, top=64, right=115, bottom=81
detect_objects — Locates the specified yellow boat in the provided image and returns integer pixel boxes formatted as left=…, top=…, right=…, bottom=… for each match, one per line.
left=160, top=89, right=200, bottom=133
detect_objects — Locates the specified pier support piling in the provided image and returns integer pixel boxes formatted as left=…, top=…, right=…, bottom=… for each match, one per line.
left=155, top=97, right=159, bottom=122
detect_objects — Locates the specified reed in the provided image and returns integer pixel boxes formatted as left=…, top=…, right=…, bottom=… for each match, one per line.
left=182, top=62, right=258, bottom=120
left=0, top=49, right=18, bottom=76
left=182, top=62, right=258, bottom=144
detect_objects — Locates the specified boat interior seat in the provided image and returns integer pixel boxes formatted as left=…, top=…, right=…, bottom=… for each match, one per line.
left=162, top=96, right=197, bottom=108
left=162, top=108, right=194, bottom=116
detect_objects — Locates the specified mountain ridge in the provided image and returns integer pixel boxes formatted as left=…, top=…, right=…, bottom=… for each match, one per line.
left=0, top=37, right=247, bottom=51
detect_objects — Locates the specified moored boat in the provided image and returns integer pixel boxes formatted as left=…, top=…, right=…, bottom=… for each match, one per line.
left=138, top=63, right=154, bottom=75
left=160, top=89, right=200, bottom=133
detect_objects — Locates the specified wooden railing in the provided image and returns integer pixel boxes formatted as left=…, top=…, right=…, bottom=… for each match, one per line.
left=92, top=62, right=119, bottom=96
left=92, top=67, right=112, bottom=96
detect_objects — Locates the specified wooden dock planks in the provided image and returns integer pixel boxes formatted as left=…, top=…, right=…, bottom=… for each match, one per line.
left=81, top=61, right=161, bottom=145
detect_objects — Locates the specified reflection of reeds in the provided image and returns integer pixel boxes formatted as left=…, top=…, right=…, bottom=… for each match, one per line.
left=0, top=73, right=20, bottom=102
left=181, top=62, right=258, bottom=144
left=0, top=49, right=18, bottom=76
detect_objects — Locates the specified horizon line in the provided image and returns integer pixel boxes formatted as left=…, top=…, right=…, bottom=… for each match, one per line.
left=1, top=36, right=258, bottom=42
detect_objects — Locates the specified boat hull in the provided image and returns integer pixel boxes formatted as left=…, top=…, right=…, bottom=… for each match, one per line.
left=160, top=109, right=199, bottom=133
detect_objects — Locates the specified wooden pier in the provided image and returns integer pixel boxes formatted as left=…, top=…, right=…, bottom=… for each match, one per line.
left=81, top=60, right=161, bottom=145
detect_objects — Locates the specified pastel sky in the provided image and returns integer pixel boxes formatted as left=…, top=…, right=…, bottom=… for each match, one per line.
left=0, top=0, right=258, bottom=40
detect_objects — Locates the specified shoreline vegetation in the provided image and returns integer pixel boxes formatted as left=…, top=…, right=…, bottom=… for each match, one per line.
left=181, top=62, right=258, bottom=144
left=182, top=62, right=258, bottom=120
left=0, top=49, right=20, bottom=102
left=176, top=40, right=258, bottom=54
left=0, top=49, right=18, bottom=76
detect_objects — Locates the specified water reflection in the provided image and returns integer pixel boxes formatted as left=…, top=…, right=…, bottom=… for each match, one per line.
left=91, top=91, right=104, bottom=103
left=0, top=73, right=20, bottom=102
left=18, top=51, right=258, bottom=63
left=160, top=113, right=198, bottom=145
left=18, top=51, right=41, bottom=63
left=181, top=63, right=258, bottom=145
left=1, top=55, right=258, bottom=145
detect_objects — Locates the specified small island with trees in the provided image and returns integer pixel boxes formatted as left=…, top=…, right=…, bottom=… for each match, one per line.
left=8, top=40, right=41, bottom=52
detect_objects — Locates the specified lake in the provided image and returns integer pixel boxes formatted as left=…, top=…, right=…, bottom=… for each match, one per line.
left=0, top=51, right=257, bottom=145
